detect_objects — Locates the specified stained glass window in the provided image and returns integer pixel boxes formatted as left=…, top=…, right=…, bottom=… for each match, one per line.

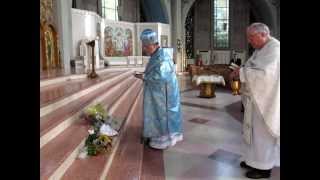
left=212, top=0, right=229, bottom=48
left=102, top=0, right=119, bottom=21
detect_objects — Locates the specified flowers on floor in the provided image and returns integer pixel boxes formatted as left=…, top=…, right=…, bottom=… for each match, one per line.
left=85, top=103, right=106, bottom=131
left=78, top=104, right=118, bottom=158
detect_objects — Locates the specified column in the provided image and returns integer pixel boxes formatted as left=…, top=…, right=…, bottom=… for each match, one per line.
left=56, top=0, right=73, bottom=74
left=171, top=0, right=184, bottom=72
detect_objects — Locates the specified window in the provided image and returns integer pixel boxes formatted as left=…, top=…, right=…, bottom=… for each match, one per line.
left=102, top=0, right=119, bottom=21
left=212, top=0, right=229, bottom=48
left=185, top=4, right=195, bottom=59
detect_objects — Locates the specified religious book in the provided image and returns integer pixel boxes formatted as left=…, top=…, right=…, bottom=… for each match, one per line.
left=229, top=63, right=240, bottom=70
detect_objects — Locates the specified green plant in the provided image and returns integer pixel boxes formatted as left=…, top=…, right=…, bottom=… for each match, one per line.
left=82, top=104, right=113, bottom=156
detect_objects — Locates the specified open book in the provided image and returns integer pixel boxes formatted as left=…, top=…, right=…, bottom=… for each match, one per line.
left=229, top=63, right=240, bottom=70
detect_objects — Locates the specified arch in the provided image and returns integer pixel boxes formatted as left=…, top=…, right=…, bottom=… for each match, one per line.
left=182, top=0, right=197, bottom=28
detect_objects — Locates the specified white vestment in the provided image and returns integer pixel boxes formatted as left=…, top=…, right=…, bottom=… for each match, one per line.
left=239, top=37, right=280, bottom=170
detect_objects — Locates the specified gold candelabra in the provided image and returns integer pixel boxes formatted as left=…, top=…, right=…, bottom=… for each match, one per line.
left=231, top=79, right=241, bottom=95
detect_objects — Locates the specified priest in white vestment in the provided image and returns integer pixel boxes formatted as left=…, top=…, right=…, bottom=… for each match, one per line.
left=230, top=23, right=280, bottom=179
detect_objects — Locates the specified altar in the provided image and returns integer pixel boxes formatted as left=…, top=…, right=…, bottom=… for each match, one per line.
left=192, top=75, right=226, bottom=98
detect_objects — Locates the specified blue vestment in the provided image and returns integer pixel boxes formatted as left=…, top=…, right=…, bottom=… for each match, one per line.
left=143, top=48, right=182, bottom=139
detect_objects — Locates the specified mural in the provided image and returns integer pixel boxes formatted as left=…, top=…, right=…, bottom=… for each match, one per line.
left=40, top=0, right=60, bottom=70
left=104, top=26, right=133, bottom=57
left=40, top=23, right=60, bottom=70
left=45, top=29, right=54, bottom=67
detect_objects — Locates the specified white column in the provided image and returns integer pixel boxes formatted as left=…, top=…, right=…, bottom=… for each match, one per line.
left=56, top=0, right=73, bottom=74
left=94, top=38, right=100, bottom=69
left=171, top=0, right=183, bottom=72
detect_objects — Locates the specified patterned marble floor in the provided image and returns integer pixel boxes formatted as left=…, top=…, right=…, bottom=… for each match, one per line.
left=162, top=76, right=280, bottom=180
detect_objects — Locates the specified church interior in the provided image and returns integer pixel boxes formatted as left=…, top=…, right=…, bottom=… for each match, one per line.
left=40, top=0, right=280, bottom=179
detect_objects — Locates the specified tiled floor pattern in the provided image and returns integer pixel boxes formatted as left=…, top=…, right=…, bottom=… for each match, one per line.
left=163, top=79, right=280, bottom=180
left=189, top=118, right=210, bottom=124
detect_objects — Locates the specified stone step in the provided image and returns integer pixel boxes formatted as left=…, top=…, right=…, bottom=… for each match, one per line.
left=60, top=82, right=143, bottom=180
left=40, top=80, right=143, bottom=180
left=141, top=147, right=166, bottom=180
left=40, top=67, right=144, bottom=87
left=40, top=70, right=134, bottom=117
left=40, top=70, right=126, bottom=107
left=40, top=119, right=89, bottom=180
left=105, top=88, right=144, bottom=180
left=40, top=75, right=136, bottom=148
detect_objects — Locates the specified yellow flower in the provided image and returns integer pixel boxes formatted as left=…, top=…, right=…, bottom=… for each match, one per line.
left=98, top=135, right=112, bottom=144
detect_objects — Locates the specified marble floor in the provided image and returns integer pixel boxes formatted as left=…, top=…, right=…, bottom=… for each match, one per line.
left=40, top=65, right=144, bottom=80
left=40, top=70, right=124, bottom=107
left=162, top=76, right=280, bottom=180
left=40, top=68, right=73, bottom=80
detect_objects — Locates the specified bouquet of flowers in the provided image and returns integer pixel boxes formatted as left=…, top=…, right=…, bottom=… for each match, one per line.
left=85, top=103, right=107, bottom=132
left=79, top=104, right=118, bottom=158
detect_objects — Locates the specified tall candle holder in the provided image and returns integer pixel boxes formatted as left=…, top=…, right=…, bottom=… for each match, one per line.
left=86, top=40, right=98, bottom=79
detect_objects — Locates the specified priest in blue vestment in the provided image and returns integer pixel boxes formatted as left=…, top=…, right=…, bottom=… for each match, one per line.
left=135, top=29, right=183, bottom=149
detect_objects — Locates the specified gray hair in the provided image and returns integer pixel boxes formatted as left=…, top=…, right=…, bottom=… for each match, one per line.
left=248, top=23, right=270, bottom=37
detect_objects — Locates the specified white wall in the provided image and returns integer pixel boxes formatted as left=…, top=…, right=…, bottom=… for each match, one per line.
left=158, top=23, right=171, bottom=47
left=70, top=9, right=172, bottom=66
left=71, top=8, right=101, bottom=58
left=135, top=23, right=171, bottom=56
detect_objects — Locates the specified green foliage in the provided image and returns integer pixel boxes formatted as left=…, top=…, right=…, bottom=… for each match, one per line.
left=85, top=103, right=107, bottom=120
left=85, top=133, right=98, bottom=146
left=83, top=104, right=113, bottom=156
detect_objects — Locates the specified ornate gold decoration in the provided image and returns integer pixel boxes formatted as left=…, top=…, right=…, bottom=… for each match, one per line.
left=41, top=24, right=60, bottom=70
left=40, top=0, right=61, bottom=71
left=199, top=82, right=216, bottom=98
left=40, top=0, right=53, bottom=24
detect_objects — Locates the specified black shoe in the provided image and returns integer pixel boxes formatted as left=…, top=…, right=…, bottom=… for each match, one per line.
left=141, top=137, right=150, bottom=146
left=240, top=161, right=253, bottom=169
left=245, top=169, right=271, bottom=179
